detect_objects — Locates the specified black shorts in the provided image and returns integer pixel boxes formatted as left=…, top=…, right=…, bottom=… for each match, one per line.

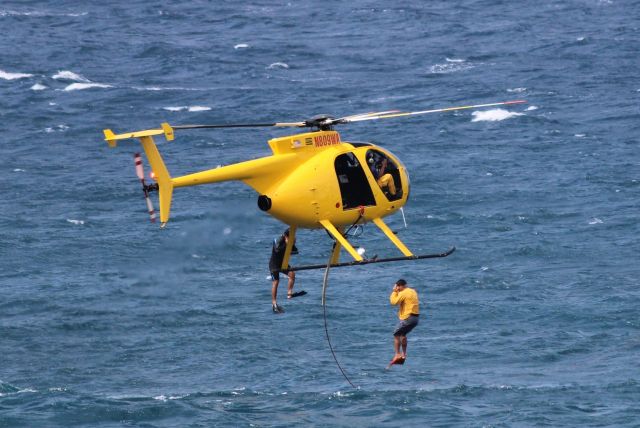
left=270, top=267, right=292, bottom=281
left=393, top=315, right=419, bottom=337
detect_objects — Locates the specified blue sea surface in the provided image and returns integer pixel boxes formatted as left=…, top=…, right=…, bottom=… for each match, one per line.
left=1, top=1, right=639, bottom=426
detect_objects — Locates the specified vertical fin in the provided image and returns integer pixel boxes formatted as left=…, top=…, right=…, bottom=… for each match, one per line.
left=104, top=129, right=117, bottom=147
left=139, top=136, right=173, bottom=225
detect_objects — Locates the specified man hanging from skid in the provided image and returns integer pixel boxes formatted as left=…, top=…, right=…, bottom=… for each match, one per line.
left=269, top=228, right=307, bottom=313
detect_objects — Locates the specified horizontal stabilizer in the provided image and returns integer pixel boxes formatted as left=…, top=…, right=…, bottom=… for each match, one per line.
left=103, top=123, right=175, bottom=147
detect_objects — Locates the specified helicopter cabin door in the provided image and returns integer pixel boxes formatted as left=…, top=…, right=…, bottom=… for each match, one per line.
left=334, top=152, right=375, bottom=210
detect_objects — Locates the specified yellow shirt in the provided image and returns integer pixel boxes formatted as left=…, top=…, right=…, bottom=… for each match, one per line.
left=389, top=287, right=420, bottom=320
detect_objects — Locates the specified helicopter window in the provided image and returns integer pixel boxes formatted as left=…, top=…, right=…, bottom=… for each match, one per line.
left=334, top=152, right=376, bottom=210
left=365, top=149, right=403, bottom=201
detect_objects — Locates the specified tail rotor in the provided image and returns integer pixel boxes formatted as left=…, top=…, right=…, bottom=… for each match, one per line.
left=134, top=152, right=158, bottom=223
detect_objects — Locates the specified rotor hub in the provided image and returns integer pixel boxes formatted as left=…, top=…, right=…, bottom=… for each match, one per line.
left=305, top=114, right=336, bottom=131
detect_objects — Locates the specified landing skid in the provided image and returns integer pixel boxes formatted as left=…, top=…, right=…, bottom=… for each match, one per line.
left=289, top=247, right=455, bottom=272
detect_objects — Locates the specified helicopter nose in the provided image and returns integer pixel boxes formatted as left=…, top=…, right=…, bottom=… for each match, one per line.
left=257, top=195, right=272, bottom=211
left=401, top=168, right=410, bottom=199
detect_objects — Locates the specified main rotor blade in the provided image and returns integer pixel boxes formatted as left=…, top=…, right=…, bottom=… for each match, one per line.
left=172, top=121, right=305, bottom=130
left=337, top=110, right=402, bottom=122
left=339, top=100, right=526, bottom=123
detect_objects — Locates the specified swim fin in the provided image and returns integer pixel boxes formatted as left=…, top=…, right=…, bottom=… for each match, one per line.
left=288, top=290, right=307, bottom=299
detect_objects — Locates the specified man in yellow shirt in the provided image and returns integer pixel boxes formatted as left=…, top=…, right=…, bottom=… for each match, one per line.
left=389, top=279, right=420, bottom=365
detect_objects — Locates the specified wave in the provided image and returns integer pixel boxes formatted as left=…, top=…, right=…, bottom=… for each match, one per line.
left=0, top=381, right=36, bottom=397
left=471, top=108, right=525, bottom=122
left=428, top=59, right=475, bottom=74
left=162, top=106, right=211, bottom=112
left=30, top=83, right=47, bottom=91
left=234, top=43, right=250, bottom=49
left=45, top=124, right=69, bottom=133
left=0, top=10, right=87, bottom=17
left=63, top=82, right=112, bottom=91
left=0, top=69, right=33, bottom=80
left=132, top=86, right=208, bottom=91
left=267, top=62, right=289, bottom=69
left=52, top=70, right=90, bottom=82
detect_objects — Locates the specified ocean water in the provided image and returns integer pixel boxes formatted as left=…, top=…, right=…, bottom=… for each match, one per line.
left=1, top=0, right=639, bottom=426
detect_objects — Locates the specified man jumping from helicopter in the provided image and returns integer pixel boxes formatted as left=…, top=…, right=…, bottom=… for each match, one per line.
left=269, top=228, right=306, bottom=313
left=388, top=278, right=420, bottom=367
left=367, top=152, right=397, bottom=196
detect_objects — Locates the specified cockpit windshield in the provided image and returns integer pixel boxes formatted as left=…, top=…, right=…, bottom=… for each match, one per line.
left=365, top=149, right=402, bottom=201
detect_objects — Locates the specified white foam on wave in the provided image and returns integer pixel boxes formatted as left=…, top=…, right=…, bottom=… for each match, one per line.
left=45, top=124, right=69, bottom=133
left=136, top=86, right=164, bottom=91
left=30, top=83, right=47, bottom=91
left=163, top=106, right=187, bottom=112
left=525, top=105, right=538, bottom=111
left=234, top=43, right=250, bottom=49
left=507, top=87, right=526, bottom=93
left=63, top=82, right=112, bottom=91
left=0, top=10, right=87, bottom=17
left=13, top=168, right=25, bottom=172
left=471, top=108, right=524, bottom=122
left=52, top=70, right=89, bottom=82
left=267, top=62, right=289, bottom=69
left=588, top=218, right=603, bottom=225
left=163, top=106, right=211, bottom=112
left=133, top=86, right=204, bottom=91
left=154, top=393, right=186, bottom=401
left=0, top=69, right=33, bottom=80
left=429, top=58, right=475, bottom=74
left=67, top=219, right=85, bottom=225
left=0, top=387, right=37, bottom=398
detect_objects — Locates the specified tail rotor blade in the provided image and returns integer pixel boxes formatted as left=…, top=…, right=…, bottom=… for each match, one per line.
left=145, top=196, right=157, bottom=223
left=134, top=152, right=157, bottom=223
left=134, top=152, right=145, bottom=181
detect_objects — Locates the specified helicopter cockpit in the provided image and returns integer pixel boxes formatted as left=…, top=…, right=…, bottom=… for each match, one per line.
left=334, top=148, right=403, bottom=211
left=365, top=149, right=403, bottom=202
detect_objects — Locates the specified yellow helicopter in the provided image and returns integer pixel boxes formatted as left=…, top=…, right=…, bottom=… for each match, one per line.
left=103, top=100, right=525, bottom=271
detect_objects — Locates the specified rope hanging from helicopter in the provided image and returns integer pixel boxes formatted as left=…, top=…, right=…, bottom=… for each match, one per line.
left=322, top=241, right=358, bottom=389
left=320, top=207, right=370, bottom=389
